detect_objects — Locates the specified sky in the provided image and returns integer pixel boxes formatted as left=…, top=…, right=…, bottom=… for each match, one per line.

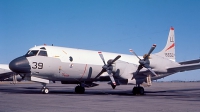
left=0, top=0, right=200, bottom=81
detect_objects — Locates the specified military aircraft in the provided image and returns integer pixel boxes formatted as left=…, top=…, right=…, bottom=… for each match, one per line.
left=0, top=64, right=23, bottom=83
left=8, top=27, right=200, bottom=94
left=0, top=64, right=16, bottom=82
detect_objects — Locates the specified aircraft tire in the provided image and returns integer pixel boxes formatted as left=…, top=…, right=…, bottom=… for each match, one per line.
left=132, top=87, right=144, bottom=95
left=41, top=88, right=49, bottom=94
left=75, top=86, right=85, bottom=94
left=132, top=87, right=137, bottom=95
left=44, top=88, right=49, bottom=94
left=139, top=87, right=144, bottom=95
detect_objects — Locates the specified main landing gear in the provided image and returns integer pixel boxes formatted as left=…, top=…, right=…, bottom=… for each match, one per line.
left=41, top=83, right=49, bottom=94
left=132, top=86, right=144, bottom=95
left=75, top=85, right=85, bottom=94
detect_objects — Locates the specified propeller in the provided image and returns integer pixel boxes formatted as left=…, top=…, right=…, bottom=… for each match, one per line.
left=19, top=74, right=26, bottom=80
left=129, top=44, right=157, bottom=80
left=12, top=73, right=17, bottom=84
left=94, top=52, right=121, bottom=87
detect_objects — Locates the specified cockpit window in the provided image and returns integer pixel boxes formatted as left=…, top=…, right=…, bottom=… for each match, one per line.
left=25, top=50, right=39, bottom=57
left=25, top=50, right=30, bottom=55
left=38, top=50, right=48, bottom=56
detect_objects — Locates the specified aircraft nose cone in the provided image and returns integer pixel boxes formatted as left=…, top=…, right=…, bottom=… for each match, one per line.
left=9, top=56, right=31, bottom=73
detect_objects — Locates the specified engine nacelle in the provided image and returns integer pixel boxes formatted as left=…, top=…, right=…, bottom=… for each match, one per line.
left=113, top=60, right=149, bottom=85
left=113, top=60, right=138, bottom=80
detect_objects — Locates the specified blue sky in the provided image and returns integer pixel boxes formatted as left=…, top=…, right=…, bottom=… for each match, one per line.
left=1, top=0, right=200, bottom=81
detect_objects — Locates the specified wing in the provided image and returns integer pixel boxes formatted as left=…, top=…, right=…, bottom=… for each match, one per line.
left=167, top=63, right=200, bottom=72
left=132, top=68, right=156, bottom=78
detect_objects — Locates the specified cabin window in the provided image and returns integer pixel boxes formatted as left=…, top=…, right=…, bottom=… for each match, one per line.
left=38, top=50, right=48, bottom=56
left=69, top=56, right=73, bottom=62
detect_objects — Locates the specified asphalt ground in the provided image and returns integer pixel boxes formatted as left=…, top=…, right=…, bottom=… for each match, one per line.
left=0, top=81, right=200, bottom=112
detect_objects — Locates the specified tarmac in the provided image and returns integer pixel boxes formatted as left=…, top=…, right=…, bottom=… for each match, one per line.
left=0, top=81, right=200, bottom=112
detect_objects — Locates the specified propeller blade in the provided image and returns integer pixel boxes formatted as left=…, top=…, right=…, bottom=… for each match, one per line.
left=129, top=49, right=141, bottom=60
left=132, top=65, right=143, bottom=80
left=12, top=74, right=17, bottom=84
left=15, top=74, right=17, bottom=84
left=19, top=74, right=25, bottom=80
left=98, top=52, right=106, bottom=65
left=146, top=44, right=156, bottom=58
left=146, top=68, right=157, bottom=76
left=108, top=73, right=116, bottom=86
left=93, top=69, right=106, bottom=81
left=12, top=74, right=14, bottom=84
left=108, top=55, right=121, bottom=66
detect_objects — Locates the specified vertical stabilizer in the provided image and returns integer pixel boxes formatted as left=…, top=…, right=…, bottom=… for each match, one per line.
left=155, top=27, right=175, bottom=61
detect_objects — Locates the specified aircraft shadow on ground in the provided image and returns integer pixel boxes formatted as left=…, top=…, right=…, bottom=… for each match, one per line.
left=144, top=88, right=200, bottom=101
left=1, top=86, right=200, bottom=100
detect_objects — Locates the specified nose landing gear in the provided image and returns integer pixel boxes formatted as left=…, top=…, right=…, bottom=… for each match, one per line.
left=41, top=83, right=49, bottom=94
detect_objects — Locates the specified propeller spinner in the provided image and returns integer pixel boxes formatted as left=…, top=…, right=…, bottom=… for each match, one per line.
left=130, top=44, right=157, bottom=80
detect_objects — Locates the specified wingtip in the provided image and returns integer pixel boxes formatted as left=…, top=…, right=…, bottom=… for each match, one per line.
left=153, top=44, right=156, bottom=47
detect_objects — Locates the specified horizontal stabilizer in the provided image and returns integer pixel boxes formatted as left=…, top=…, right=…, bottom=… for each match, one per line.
left=179, top=58, right=200, bottom=65
left=167, top=63, right=200, bottom=72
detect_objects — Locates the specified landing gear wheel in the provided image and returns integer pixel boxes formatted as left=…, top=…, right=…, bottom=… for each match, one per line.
left=132, top=87, right=137, bottom=95
left=75, top=86, right=85, bottom=94
left=44, top=88, right=49, bottom=94
left=132, top=87, right=145, bottom=95
left=41, top=88, right=49, bottom=94
left=139, top=87, right=144, bottom=95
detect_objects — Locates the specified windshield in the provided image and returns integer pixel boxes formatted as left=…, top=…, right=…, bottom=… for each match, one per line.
left=25, top=50, right=39, bottom=57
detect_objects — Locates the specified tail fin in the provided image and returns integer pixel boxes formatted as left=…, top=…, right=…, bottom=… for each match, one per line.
left=155, top=27, right=175, bottom=61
